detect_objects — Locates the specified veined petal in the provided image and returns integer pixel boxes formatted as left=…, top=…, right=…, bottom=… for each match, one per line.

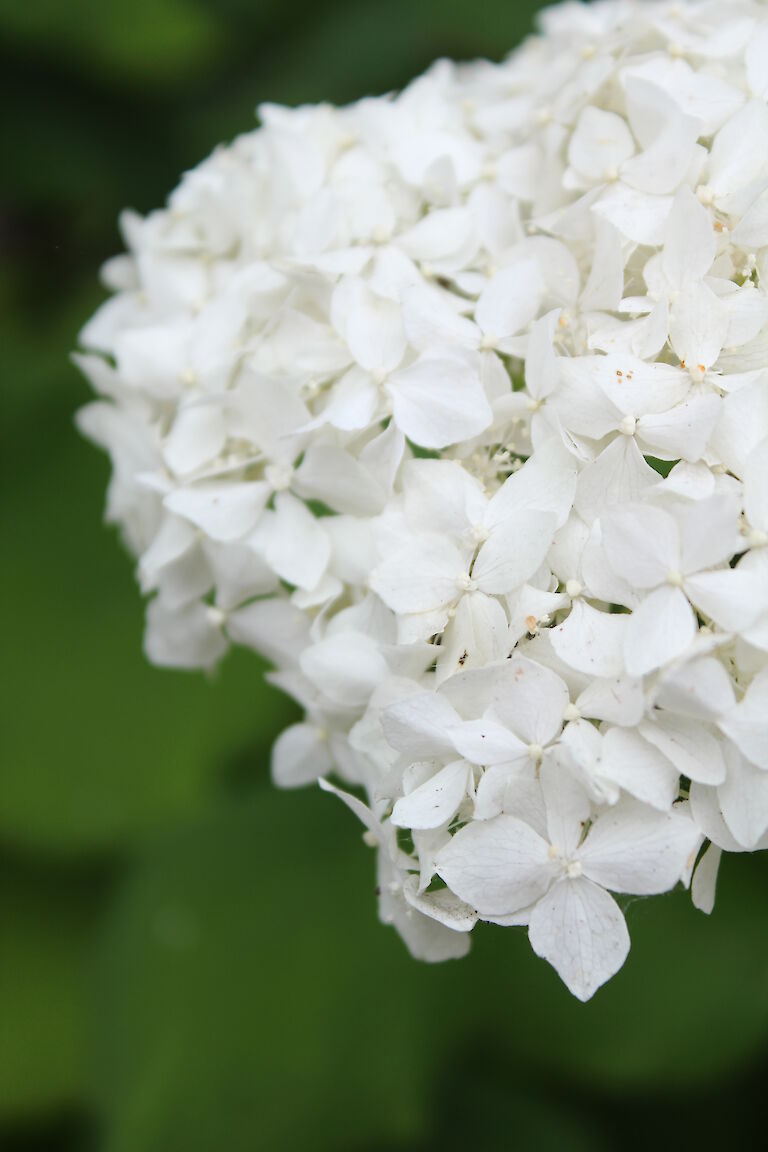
left=387, top=354, right=492, bottom=449
left=436, top=814, right=556, bottom=917
left=640, top=716, right=726, bottom=786
left=381, top=692, right=462, bottom=760
left=551, top=599, right=628, bottom=678
left=624, top=585, right=697, bottom=678
left=402, top=875, right=477, bottom=931
left=668, top=281, right=729, bottom=370
left=662, top=185, right=717, bottom=287
left=541, top=761, right=590, bottom=857
left=475, top=258, right=544, bottom=341
left=600, top=727, right=680, bottom=811
left=601, top=503, right=681, bottom=588
left=718, top=670, right=768, bottom=770
left=392, top=760, right=471, bottom=830
left=638, top=393, right=721, bottom=463
left=491, top=656, right=570, bottom=747
left=528, top=877, right=630, bottom=1001
left=718, top=745, right=768, bottom=849
left=472, top=512, right=557, bottom=595
left=580, top=800, right=701, bottom=895
left=370, top=534, right=467, bottom=615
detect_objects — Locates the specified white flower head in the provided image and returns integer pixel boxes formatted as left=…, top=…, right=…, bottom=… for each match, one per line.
left=79, top=0, right=768, bottom=999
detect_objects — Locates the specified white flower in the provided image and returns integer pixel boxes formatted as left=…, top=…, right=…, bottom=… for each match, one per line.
left=436, top=764, right=700, bottom=999
left=79, top=0, right=768, bottom=999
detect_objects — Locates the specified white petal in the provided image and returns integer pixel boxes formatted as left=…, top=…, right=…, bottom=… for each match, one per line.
left=731, top=189, right=768, bottom=249
left=163, top=404, right=227, bottom=477
left=475, top=259, right=543, bottom=341
left=600, top=727, right=680, bottom=810
left=568, top=106, right=635, bottom=183
left=747, top=27, right=768, bottom=97
left=381, top=692, right=461, bottom=760
left=318, top=777, right=383, bottom=844
left=397, top=206, right=477, bottom=269
left=491, top=656, right=570, bottom=747
left=640, top=715, right=726, bottom=786
left=144, top=597, right=227, bottom=670
left=707, top=99, right=768, bottom=199
left=487, top=436, right=578, bottom=530
left=662, top=185, right=716, bottom=287
left=256, top=492, right=330, bottom=590
left=622, top=57, right=743, bottom=137
left=392, top=760, right=470, bottom=831
left=293, top=443, right=388, bottom=516
left=436, top=815, right=556, bottom=917
left=624, top=585, right=697, bottom=678
left=580, top=219, right=625, bottom=312
left=300, top=633, right=388, bottom=707
left=311, top=367, right=378, bottom=432
left=164, top=481, right=269, bottom=542
left=744, top=436, right=768, bottom=533
left=473, top=764, right=541, bottom=823
left=139, top=515, right=198, bottom=583
left=718, top=746, right=768, bottom=849
left=638, top=393, right=722, bottom=462
left=387, top=354, right=492, bottom=449
left=402, top=458, right=487, bottom=538
left=226, top=597, right=309, bottom=664
left=601, top=503, right=680, bottom=589
left=370, top=535, right=466, bottom=615
left=206, top=540, right=277, bottom=610
left=528, top=877, right=630, bottom=1001
left=271, top=723, right=333, bottom=788
left=677, top=494, right=742, bottom=576
left=689, top=782, right=745, bottom=852
left=718, top=669, right=768, bottom=770
left=551, top=600, right=628, bottom=678
left=589, top=354, right=691, bottom=416
left=401, top=282, right=480, bottom=352
left=346, top=288, right=406, bottom=374
left=451, top=717, right=528, bottom=766
left=402, top=875, right=477, bottom=931
left=524, top=310, right=560, bottom=400
left=472, top=512, right=558, bottom=595
left=685, top=565, right=764, bottom=633
left=232, top=373, right=310, bottom=464
left=668, top=282, right=729, bottom=370
left=436, top=592, right=509, bottom=680
left=541, top=760, right=591, bottom=857
left=576, top=676, right=646, bottom=726
left=621, top=110, right=700, bottom=195
left=580, top=800, right=700, bottom=895
left=691, top=843, right=722, bottom=915
left=593, top=185, right=673, bottom=246
left=656, top=656, right=735, bottom=720
left=574, top=436, right=659, bottom=526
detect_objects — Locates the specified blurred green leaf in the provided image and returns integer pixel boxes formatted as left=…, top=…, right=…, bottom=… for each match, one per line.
left=91, top=790, right=439, bottom=1152
left=0, top=0, right=225, bottom=89
left=90, top=790, right=768, bottom=1151
left=0, top=858, right=108, bottom=1122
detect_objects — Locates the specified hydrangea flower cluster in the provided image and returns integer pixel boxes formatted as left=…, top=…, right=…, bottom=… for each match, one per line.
left=78, top=0, right=768, bottom=999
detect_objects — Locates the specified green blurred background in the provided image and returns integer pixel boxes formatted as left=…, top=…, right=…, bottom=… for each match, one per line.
left=2, top=1, right=768, bottom=1148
